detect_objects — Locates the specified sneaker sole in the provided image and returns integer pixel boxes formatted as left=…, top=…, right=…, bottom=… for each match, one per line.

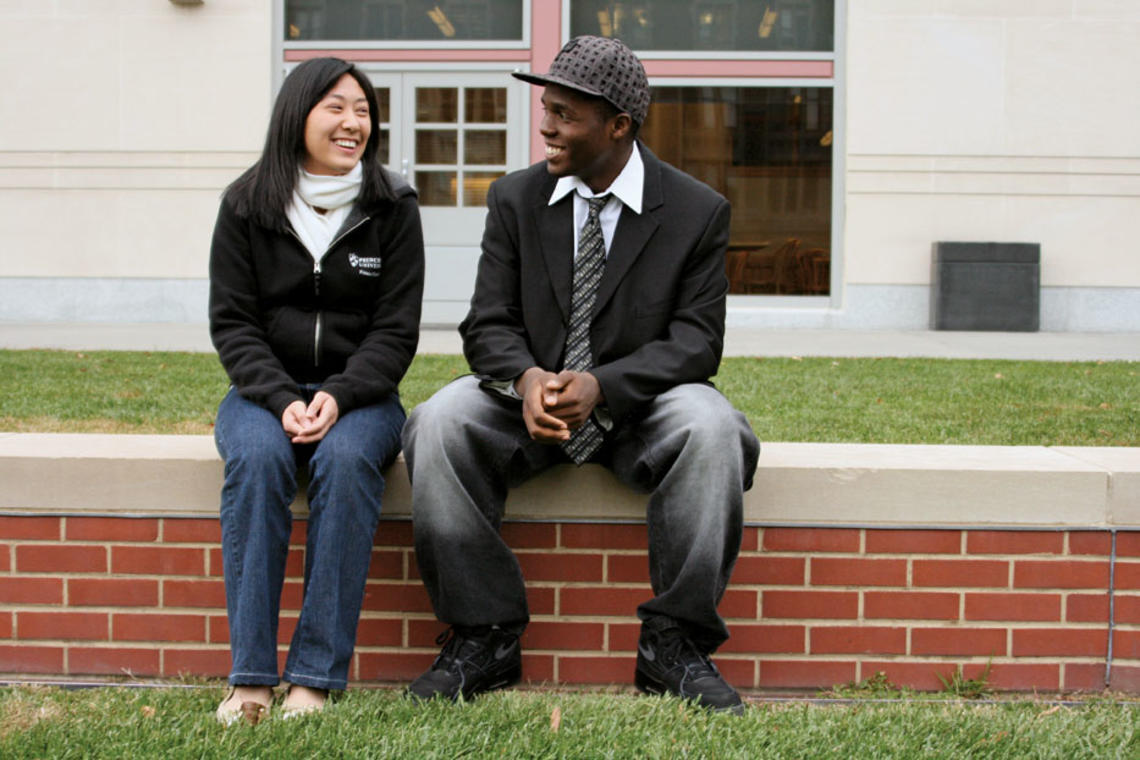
left=460, top=663, right=522, bottom=700
left=635, top=667, right=745, bottom=715
left=634, top=667, right=666, bottom=696
left=407, top=663, right=522, bottom=703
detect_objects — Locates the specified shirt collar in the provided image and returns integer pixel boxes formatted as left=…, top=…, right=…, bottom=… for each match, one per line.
left=548, top=142, right=644, bottom=214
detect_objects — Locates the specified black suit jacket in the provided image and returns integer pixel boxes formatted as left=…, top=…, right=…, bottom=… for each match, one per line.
left=459, top=143, right=731, bottom=423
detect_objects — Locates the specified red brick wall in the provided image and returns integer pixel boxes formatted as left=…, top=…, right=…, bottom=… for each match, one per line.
left=3, top=516, right=1138, bottom=693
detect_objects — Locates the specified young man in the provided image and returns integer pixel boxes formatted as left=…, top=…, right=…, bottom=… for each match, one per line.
left=402, top=36, right=760, bottom=713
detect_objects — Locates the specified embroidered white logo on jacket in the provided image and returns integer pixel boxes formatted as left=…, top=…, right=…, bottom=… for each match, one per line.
left=348, top=253, right=382, bottom=277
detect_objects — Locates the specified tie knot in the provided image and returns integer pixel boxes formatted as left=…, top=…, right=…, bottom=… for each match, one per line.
left=587, top=194, right=609, bottom=215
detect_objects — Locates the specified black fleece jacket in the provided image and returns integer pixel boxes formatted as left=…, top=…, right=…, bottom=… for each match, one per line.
left=208, top=173, right=424, bottom=419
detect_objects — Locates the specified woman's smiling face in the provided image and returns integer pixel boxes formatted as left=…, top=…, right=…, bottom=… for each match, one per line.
left=302, top=73, right=371, bottom=176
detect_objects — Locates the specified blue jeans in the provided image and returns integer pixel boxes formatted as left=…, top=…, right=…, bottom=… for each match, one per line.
left=214, top=386, right=404, bottom=690
left=402, top=376, right=759, bottom=651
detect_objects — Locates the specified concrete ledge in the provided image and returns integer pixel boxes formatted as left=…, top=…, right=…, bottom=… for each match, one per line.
left=2, top=433, right=1138, bottom=528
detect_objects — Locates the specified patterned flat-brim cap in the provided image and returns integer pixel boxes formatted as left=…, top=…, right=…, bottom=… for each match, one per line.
left=513, top=35, right=649, bottom=126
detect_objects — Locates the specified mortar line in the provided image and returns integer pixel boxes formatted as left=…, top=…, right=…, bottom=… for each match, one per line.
left=5, top=510, right=1140, bottom=533
left=1105, top=529, right=1117, bottom=688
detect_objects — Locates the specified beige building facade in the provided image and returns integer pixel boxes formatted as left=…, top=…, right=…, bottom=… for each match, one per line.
left=1, top=1, right=1137, bottom=331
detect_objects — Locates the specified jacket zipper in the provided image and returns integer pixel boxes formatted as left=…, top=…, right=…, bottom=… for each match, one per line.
left=313, top=260, right=322, bottom=366
left=288, top=214, right=371, bottom=368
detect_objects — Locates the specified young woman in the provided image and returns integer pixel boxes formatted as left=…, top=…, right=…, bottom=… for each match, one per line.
left=209, top=57, right=423, bottom=724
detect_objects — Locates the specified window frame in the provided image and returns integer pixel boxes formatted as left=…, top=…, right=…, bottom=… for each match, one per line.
left=560, top=0, right=836, bottom=60
left=647, top=76, right=841, bottom=303
left=279, top=0, right=531, bottom=50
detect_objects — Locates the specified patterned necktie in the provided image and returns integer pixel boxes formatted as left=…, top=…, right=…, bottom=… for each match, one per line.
left=560, top=194, right=610, bottom=464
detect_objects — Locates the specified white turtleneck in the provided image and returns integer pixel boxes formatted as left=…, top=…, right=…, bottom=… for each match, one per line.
left=285, top=162, right=363, bottom=260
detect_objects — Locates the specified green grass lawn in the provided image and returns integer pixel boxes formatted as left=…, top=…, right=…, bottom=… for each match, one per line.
left=0, top=349, right=1136, bottom=445
left=1, top=686, right=1137, bottom=759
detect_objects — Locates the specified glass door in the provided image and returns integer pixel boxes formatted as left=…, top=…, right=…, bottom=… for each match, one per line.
left=365, top=70, right=527, bottom=323
left=401, top=73, right=526, bottom=246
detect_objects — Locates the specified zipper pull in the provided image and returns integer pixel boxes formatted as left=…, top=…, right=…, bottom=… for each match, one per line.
left=313, top=260, right=321, bottom=296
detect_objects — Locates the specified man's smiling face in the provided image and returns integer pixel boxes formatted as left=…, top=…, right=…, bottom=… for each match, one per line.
left=539, top=83, right=629, bottom=193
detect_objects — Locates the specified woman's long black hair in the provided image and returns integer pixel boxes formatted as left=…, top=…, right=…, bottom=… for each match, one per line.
left=224, top=57, right=395, bottom=230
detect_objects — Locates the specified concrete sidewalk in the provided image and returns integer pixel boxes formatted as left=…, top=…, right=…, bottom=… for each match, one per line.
left=1, top=322, right=1137, bottom=361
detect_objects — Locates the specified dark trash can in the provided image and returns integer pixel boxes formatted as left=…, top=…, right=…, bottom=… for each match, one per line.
left=931, top=242, right=1040, bottom=332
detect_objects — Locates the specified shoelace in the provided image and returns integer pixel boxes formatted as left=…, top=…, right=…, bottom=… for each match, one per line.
left=659, top=631, right=719, bottom=681
left=432, top=627, right=493, bottom=673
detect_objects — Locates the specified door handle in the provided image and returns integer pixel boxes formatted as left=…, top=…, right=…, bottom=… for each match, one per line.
left=401, top=158, right=410, bottom=179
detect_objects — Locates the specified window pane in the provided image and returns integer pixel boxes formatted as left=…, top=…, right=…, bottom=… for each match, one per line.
left=417, top=88, right=457, bottom=123
left=465, top=88, right=508, bottom=123
left=464, top=130, right=506, bottom=164
left=373, top=88, right=391, bottom=123
left=569, top=0, right=833, bottom=52
left=464, top=171, right=504, bottom=207
left=286, top=0, right=524, bottom=42
left=416, top=130, right=458, bottom=164
left=416, top=171, right=457, bottom=206
left=642, top=86, right=832, bottom=295
left=377, top=130, right=390, bottom=165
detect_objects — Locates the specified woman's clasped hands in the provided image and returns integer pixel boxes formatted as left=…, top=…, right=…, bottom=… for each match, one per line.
left=281, top=391, right=340, bottom=444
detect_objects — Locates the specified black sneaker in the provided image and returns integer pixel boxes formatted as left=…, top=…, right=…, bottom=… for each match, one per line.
left=407, top=625, right=522, bottom=702
left=634, top=616, right=744, bottom=715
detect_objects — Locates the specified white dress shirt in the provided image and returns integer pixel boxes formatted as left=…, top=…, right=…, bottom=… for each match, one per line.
left=548, top=142, right=645, bottom=258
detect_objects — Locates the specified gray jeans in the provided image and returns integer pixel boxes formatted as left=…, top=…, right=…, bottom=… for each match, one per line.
left=402, top=376, right=760, bottom=650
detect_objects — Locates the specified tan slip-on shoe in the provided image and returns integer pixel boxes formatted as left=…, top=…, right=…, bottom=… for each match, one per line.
left=279, top=684, right=328, bottom=719
left=215, top=687, right=271, bottom=726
